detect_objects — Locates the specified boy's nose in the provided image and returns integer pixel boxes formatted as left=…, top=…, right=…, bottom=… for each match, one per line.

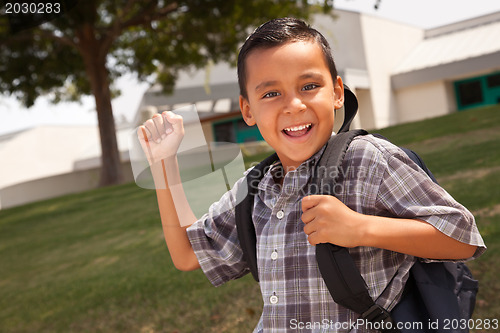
left=284, top=94, right=306, bottom=114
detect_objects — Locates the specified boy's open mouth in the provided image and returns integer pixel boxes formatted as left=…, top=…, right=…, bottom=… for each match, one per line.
left=282, top=123, right=313, bottom=137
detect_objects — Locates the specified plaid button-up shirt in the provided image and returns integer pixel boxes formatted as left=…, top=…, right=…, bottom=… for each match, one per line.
left=187, top=135, right=485, bottom=333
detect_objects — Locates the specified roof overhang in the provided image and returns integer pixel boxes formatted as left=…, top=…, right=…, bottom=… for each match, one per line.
left=392, top=50, right=500, bottom=89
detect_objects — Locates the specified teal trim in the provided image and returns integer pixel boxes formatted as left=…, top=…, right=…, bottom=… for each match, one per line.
left=454, top=71, right=500, bottom=111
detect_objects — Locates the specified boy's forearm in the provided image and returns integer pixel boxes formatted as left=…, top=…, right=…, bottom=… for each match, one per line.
left=151, top=159, right=200, bottom=271
left=359, top=214, right=477, bottom=260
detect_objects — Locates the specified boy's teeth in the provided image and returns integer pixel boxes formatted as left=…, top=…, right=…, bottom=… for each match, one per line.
left=284, top=123, right=311, bottom=132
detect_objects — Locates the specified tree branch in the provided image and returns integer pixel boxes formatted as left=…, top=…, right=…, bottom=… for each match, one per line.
left=0, top=27, right=78, bottom=54
left=119, top=0, right=142, bottom=21
left=120, top=1, right=179, bottom=30
left=100, top=1, right=179, bottom=57
left=36, top=28, right=78, bottom=49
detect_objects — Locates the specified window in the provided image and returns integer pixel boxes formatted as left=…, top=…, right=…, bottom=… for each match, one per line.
left=455, top=72, right=500, bottom=110
left=213, top=121, right=235, bottom=142
left=456, top=80, right=483, bottom=107
left=487, top=73, right=500, bottom=88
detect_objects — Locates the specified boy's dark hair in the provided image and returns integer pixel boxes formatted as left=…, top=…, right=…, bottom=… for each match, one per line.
left=237, top=17, right=338, bottom=100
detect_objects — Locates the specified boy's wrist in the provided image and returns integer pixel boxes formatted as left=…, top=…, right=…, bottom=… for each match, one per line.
left=150, top=157, right=179, bottom=186
left=352, top=212, right=376, bottom=248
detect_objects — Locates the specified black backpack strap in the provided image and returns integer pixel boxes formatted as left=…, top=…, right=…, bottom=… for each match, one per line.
left=313, top=130, right=400, bottom=332
left=235, top=152, right=278, bottom=282
left=311, top=129, right=368, bottom=188
left=316, top=244, right=399, bottom=332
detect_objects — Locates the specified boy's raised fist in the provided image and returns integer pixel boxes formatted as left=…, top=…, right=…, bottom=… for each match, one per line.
left=137, top=111, right=184, bottom=165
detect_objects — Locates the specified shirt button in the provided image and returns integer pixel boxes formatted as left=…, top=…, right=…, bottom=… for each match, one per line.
left=271, top=250, right=278, bottom=260
left=270, top=294, right=279, bottom=304
left=276, top=210, right=284, bottom=219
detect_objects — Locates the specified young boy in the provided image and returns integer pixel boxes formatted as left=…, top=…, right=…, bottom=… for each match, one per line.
left=138, top=18, right=485, bottom=332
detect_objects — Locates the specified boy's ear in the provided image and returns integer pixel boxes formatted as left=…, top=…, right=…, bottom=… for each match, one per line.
left=333, top=76, right=345, bottom=110
left=239, top=95, right=256, bottom=126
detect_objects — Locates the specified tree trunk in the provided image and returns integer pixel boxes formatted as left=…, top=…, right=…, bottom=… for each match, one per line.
left=91, top=61, right=124, bottom=186
left=79, top=31, right=123, bottom=186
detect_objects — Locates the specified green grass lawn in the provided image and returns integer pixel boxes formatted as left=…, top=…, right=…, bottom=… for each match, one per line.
left=1, top=105, right=499, bottom=332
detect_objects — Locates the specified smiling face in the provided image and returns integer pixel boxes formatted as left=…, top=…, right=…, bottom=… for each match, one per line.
left=239, top=40, right=345, bottom=172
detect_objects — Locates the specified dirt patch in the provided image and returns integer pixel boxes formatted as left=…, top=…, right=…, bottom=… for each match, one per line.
left=437, top=166, right=500, bottom=183
left=473, top=204, right=500, bottom=219
left=91, top=255, right=119, bottom=266
left=406, top=127, right=500, bottom=155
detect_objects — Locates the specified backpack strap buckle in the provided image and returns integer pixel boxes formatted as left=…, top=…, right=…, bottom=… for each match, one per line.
left=361, top=304, right=400, bottom=333
left=362, top=304, right=391, bottom=323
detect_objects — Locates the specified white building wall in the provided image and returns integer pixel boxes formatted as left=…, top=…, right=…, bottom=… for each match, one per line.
left=395, top=81, right=453, bottom=124
left=0, top=126, right=100, bottom=189
left=355, top=88, right=376, bottom=129
left=0, top=161, right=134, bottom=210
left=360, top=15, right=423, bottom=128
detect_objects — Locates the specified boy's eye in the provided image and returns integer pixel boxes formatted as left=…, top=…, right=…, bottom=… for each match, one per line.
left=302, top=83, right=319, bottom=91
left=263, top=91, right=280, bottom=99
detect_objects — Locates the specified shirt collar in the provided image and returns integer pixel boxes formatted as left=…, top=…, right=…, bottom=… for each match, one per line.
left=257, top=142, right=327, bottom=195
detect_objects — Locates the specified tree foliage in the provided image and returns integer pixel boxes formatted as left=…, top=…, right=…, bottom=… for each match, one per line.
left=0, top=0, right=332, bottom=185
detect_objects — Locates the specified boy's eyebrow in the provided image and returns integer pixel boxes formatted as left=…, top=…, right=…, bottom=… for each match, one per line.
left=254, top=73, right=325, bottom=93
left=298, top=72, right=324, bottom=81
left=254, top=80, right=279, bottom=93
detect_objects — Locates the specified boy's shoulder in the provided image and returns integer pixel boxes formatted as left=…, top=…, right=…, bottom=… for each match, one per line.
left=347, top=133, right=401, bottom=158
left=342, top=133, right=434, bottom=185
left=343, top=133, right=411, bottom=172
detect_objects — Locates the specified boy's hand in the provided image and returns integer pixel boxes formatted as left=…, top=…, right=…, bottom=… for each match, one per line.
left=301, top=195, right=364, bottom=247
left=137, top=111, right=184, bottom=166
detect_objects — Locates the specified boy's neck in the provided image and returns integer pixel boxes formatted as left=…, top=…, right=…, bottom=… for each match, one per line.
left=271, top=159, right=306, bottom=186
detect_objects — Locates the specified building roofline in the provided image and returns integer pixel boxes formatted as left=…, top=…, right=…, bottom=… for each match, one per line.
left=425, top=10, right=500, bottom=38
left=0, top=128, right=29, bottom=142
